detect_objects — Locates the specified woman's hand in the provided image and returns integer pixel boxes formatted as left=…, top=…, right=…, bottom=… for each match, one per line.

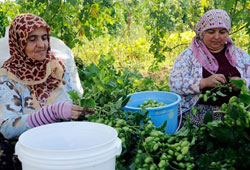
left=27, top=102, right=95, bottom=128
left=69, top=104, right=95, bottom=120
left=229, top=76, right=245, bottom=91
left=200, top=74, right=226, bottom=90
left=69, top=104, right=84, bottom=119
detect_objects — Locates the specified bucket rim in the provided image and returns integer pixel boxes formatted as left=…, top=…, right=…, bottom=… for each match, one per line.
left=124, top=91, right=181, bottom=111
left=15, top=138, right=122, bottom=163
left=16, top=145, right=121, bottom=169
left=17, top=121, right=118, bottom=153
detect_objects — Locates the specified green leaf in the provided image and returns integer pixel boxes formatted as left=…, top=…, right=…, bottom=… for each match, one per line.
left=115, top=98, right=123, bottom=109
left=87, top=63, right=99, bottom=74
left=216, top=91, right=227, bottom=97
left=229, top=105, right=240, bottom=120
left=207, top=120, right=221, bottom=129
left=239, top=94, right=250, bottom=104
left=122, top=96, right=131, bottom=107
left=203, top=111, right=213, bottom=124
left=68, top=90, right=79, bottom=99
left=224, top=0, right=233, bottom=12
left=206, top=141, right=214, bottom=151
left=231, top=79, right=244, bottom=89
left=175, top=126, right=190, bottom=136
left=68, top=90, right=80, bottom=105
left=157, top=120, right=167, bottom=131
left=128, top=162, right=136, bottom=170
left=210, top=126, right=235, bottom=143
left=131, top=111, right=146, bottom=125
left=241, top=85, right=249, bottom=95
left=141, top=107, right=148, bottom=115
left=80, top=98, right=95, bottom=108
left=107, top=81, right=117, bottom=88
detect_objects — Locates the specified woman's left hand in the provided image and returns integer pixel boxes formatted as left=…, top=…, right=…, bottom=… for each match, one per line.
left=229, top=76, right=245, bottom=91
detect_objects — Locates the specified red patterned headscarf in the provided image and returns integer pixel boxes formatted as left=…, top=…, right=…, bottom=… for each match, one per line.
left=1, top=13, right=65, bottom=108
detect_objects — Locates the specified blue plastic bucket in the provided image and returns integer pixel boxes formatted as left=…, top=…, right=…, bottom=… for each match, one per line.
left=123, top=91, right=181, bottom=134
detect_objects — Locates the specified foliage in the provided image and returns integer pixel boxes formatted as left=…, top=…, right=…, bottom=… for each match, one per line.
left=68, top=57, right=250, bottom=169
left=0, top=0, right=125, bottom=48
left=76, top=53, right=168, bottom=107
left=188, top=82, right=250, bottom=170
left=1, top=0, right=250, bottom=65
left=144, top=0, right=250, bottom=70
left=0, top=1, right=20, bottom=36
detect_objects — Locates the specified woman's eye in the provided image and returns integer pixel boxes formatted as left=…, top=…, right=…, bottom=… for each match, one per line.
left=207, top=31, right=214, bottom=34
left=42, top=35, right=49, bottom=41
left=220, top=31, right=227, bottom=34
left=28, top=37, right=36, bottom=42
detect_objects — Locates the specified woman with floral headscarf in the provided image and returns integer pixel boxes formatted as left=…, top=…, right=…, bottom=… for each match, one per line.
left=169, top=9, right=250, bottom=126
left=0, top=14, right=93, bottom=169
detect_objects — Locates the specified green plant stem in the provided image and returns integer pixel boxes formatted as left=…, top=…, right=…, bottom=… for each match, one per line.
left=213, top=110, right=226, bottom=114
left=169, top=162, right=180, bottom=170
left=245, top=104, right=250, bottom=110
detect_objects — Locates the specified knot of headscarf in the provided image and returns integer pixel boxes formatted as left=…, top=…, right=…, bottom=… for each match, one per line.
left=1, top=13, right=65, bottom=107
left=191, top=9, right=237, bottom=74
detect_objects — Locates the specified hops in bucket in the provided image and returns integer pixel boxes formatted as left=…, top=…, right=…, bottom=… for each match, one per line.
left=139, top=98, right=166, bottom=108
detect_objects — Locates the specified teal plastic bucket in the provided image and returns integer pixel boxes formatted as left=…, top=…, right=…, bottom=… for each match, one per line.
left=123, top=91, right=181, bottom=134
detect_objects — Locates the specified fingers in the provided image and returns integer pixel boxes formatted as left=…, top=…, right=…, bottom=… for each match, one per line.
left=229, top=76, right=242, bottom=81
left=203, top=74, right=241, bottom=89
left=201, top=74, right=226, bottom=88
left=213, top=74, right=226, bottom=84
left=207, top=74, right=226, bottom=87
left=70, top=105, right=95, bottom=119
left=72, top=105, right=83, bottom=112
left=70, top=105, right=84, bottom=119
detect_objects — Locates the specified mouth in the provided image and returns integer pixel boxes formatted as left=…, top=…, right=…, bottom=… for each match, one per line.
left=211, top=41, right=221, bottom=44
left=36, top=50, right=46, bottom=54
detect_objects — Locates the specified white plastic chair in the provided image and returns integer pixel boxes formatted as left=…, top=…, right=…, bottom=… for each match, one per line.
left=0, top=27, right=83, bottom=94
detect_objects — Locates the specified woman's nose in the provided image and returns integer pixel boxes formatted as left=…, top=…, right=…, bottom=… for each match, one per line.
left=36, top=38, right=44, bottom=47
left=214, top=32, right=219, bottom=39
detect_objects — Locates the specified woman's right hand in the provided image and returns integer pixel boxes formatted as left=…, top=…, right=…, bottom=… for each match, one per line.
left=69, top=104, right=95, bottom=120
left=200, top=74, right=226, bottom=90
left=69, top=104, right=84, bottom=119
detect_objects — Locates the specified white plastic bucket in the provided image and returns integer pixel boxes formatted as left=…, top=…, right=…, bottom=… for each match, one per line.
left=15, top=121, right=122, bottom=170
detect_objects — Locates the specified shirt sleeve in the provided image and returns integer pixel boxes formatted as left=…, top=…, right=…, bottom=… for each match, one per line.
left=169, top=49, right=202, bottom=95
left=63, top=61, right=83, bottom=97
left=236, top=47, right=250, bottom=88
left=0, top=79, right=30, bottom=139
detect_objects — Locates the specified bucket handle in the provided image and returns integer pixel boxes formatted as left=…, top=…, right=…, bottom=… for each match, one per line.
left=175, top=103, right=183, bottom=133
left=115, top=138, right=122, bottom=155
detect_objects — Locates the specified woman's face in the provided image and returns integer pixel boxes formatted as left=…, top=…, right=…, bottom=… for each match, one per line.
left=25, top=27, right=49, bottom=61
left=202, top=28, right=229, bottom=52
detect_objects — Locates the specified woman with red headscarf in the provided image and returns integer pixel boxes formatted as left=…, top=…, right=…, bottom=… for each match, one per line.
left=169, top=9, right=250, bottom=126
left=0, top=14, right=92, bottom=169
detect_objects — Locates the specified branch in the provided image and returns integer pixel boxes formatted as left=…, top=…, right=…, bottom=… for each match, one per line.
left=163, top=43, right=189, bottom=52
left=48, top=1, right=62, bottom=24
left=230, top=0, right=239, bottom=26
left=230, top=23, right=247, bottom=35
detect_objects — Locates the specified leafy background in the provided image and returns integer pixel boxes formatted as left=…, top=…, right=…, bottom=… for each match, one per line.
left=1, top=0, right=250, bottom=81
